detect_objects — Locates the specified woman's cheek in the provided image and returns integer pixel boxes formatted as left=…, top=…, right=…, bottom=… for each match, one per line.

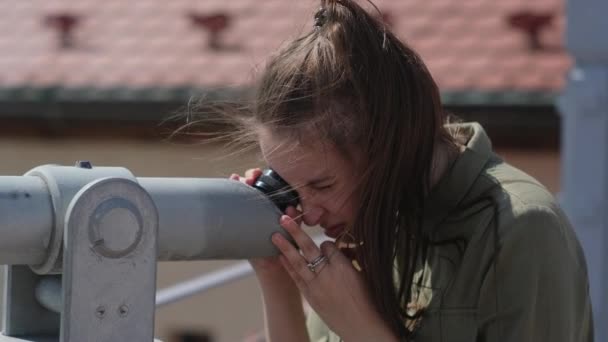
left=326, top=191, right=351, bottom=216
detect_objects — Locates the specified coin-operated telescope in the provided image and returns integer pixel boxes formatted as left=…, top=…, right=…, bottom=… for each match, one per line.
left=0, top=162, right=298, bottom=342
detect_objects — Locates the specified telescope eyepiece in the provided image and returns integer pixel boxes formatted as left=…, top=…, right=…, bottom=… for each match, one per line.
left=252, top=169, right=299, bottom=212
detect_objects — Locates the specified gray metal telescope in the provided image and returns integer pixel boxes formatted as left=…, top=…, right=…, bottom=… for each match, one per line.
left=0, top=163, right=290, bottom=342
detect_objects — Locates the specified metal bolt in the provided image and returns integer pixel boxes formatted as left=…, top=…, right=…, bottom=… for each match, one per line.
left=95, top=306, right=106, bottom=318
left=119, top=304, right=129, bottom=317
left=75, top=160, right=92, bottom=169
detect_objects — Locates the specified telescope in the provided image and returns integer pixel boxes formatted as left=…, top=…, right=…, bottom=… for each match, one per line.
left=0, top=162, right=297, bottom=341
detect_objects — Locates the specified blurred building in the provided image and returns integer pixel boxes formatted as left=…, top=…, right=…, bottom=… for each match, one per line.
left=0, top=0, right=566, bottom=341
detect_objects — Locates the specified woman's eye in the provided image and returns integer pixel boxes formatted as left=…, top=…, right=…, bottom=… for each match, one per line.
left=313, top=184, right=333, bottom=191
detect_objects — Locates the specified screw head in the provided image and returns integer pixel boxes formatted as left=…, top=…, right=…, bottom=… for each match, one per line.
left=95, top=306, right=106, bottom=318
left=75, top=160, right=92, bottom=169
left=119, top=304, right=129, bottom=317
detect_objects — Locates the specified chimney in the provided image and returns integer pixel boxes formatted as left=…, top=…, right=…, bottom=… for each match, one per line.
left=507, top=11, right=554, bottom=51
left=45, top=13, right=81, bottom=49
left=188, top=12, right=231, bottom=50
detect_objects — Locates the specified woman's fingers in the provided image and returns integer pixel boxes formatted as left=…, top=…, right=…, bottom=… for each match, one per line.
left=277, top=254, right=306, bottom=288
left=278, top=215, right=321, bottom=263
left=321, top=241, right=342, bottom=263
left=230, top=174, right=248, bottom=185
left=272, top=231, right=313, bottom=283
left=245, top=168, right=262, bottom=178
left=229, top=168, right=262, bottom=186
left=285, top=206, right=303, bottom=224
left=272, top=210, right=319, bottom=282
left=245, top=168, right=262, bottom=186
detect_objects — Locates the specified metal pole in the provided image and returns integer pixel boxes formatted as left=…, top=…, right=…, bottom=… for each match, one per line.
left=558, top=0, right=608, bottom=339
left=155, top=261, right=253, bottom=307
left=0, top=177, right=53, bottom=265
left=155, top=235, right=327, bottom=307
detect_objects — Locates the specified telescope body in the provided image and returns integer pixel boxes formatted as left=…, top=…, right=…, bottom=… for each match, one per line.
left=0, top=164, right=287, bottom=271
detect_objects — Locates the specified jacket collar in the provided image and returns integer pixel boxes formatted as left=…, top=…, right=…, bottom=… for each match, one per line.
left=421, top=122, right=493, bottom=241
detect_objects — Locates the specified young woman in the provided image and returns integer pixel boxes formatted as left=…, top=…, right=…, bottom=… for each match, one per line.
left=224, top=0, right=593, bottom=341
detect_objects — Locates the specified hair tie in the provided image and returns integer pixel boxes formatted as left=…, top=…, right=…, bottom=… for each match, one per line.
left=314, top=7, right=327, bottom=28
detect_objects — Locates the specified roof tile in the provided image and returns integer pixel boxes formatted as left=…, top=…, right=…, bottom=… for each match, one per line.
left=0, top=0, right=570, bottom=94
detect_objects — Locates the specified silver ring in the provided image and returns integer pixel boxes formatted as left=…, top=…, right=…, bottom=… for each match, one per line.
left=307, top=254, right=327, bottom=273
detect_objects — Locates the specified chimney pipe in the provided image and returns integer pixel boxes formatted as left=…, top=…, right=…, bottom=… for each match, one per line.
left=44, top=13, right=81, bottom=49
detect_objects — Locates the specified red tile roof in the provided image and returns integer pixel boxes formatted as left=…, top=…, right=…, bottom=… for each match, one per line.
left=0, top=0, right=569, bottom=96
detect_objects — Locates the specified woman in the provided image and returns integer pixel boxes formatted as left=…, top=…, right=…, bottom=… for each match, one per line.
left=224, top=0, right=593, bottom=341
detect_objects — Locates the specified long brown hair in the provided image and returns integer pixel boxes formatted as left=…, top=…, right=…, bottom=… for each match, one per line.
left=184, top=0, right=456, bottom=339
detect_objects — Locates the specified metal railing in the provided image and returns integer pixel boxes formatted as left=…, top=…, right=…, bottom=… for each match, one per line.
left=155, top=235, right=327, bottom=307
left=0, top=164, right=293, bottom=342
left=156, top=261, right=253, bottom=307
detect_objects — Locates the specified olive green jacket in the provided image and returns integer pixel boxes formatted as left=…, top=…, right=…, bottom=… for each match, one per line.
left=307, top=122, right=593, bottom=341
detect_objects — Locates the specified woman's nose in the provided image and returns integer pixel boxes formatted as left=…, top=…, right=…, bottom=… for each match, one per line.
left=301, top=204, right=324, bottom=227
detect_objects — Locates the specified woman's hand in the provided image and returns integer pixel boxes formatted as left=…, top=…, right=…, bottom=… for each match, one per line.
left=229, top=168, right=300, bottom=281
left=231, top=169, right=310, bottom=342
left=272, top=215, right=399, bottom=342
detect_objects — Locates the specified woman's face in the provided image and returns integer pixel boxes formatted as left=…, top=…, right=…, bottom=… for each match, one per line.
left=259, top=130, right=361, bottom=238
